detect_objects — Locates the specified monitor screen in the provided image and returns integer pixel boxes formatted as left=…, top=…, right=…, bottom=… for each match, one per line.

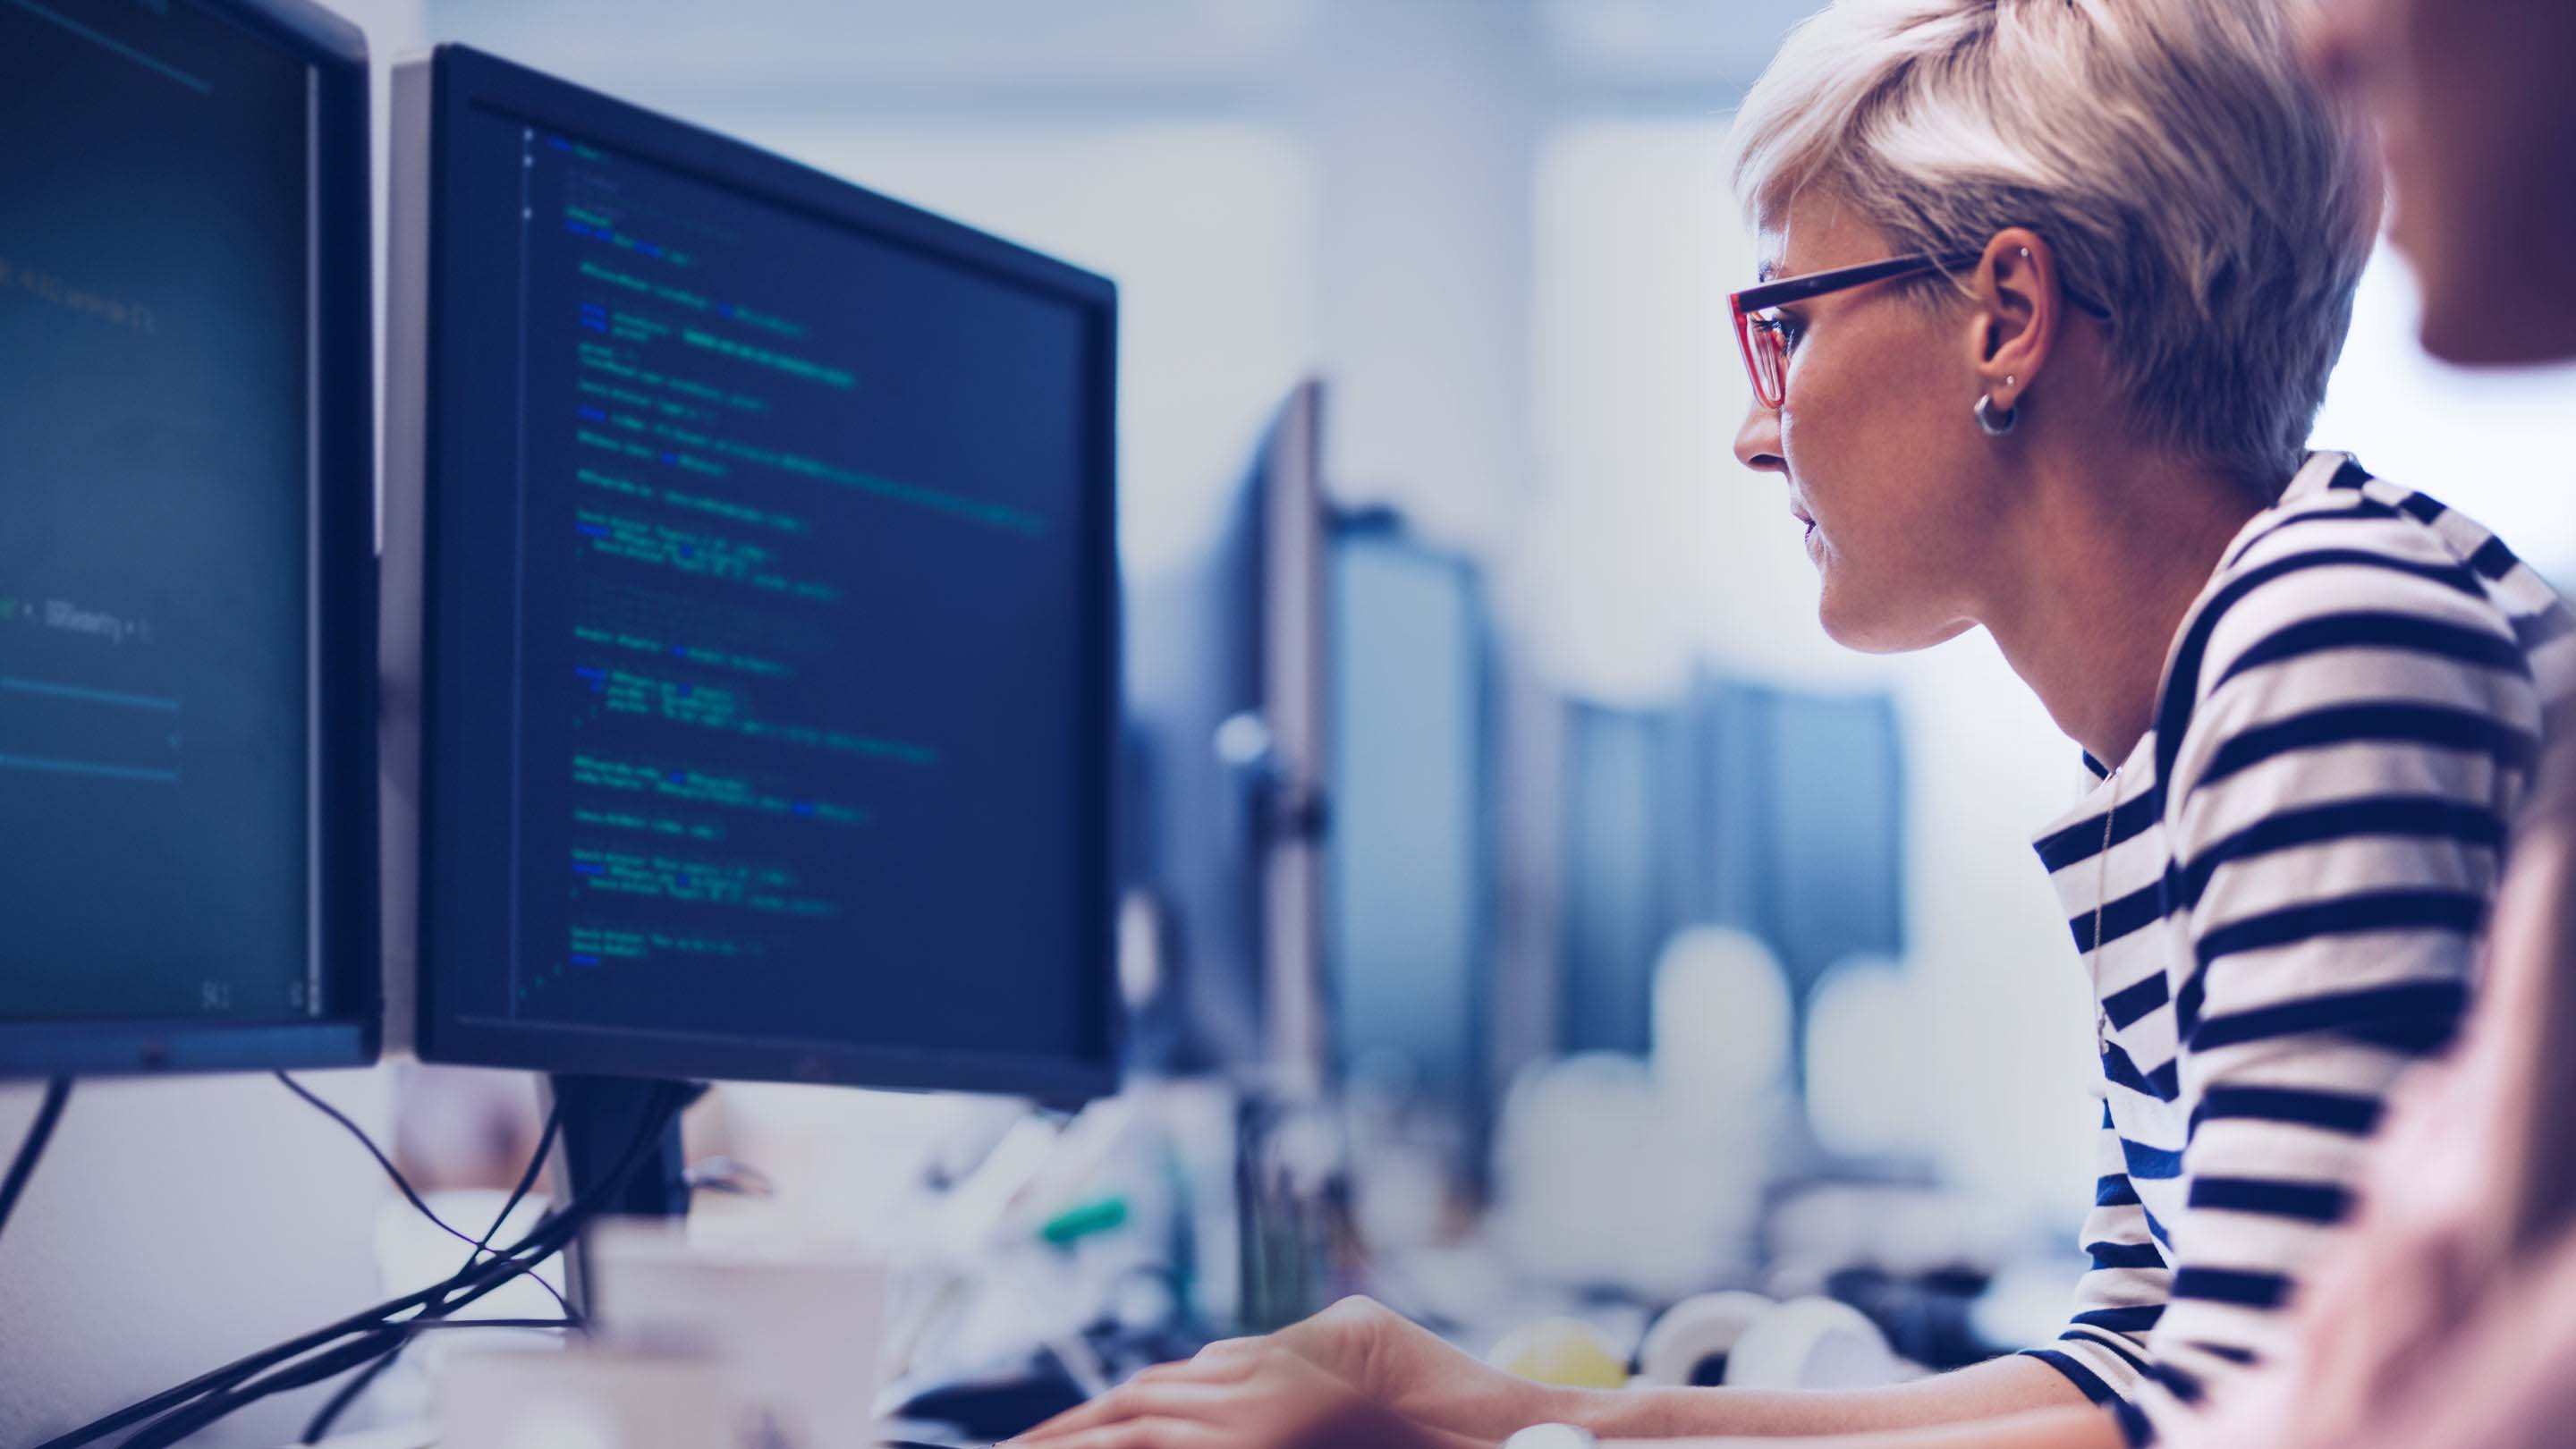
left=1327, top=525, right=1488, bottom=1111
left=1557, top=703, right=1689, bottom=1057
left=407, top=49, right=1117, bottom=1098
left=0, top=0, right=375, bottom=1073
left=1121, top=397, right=1284, bottom=1078
left=1116, top=381, right=1326, bottom=1085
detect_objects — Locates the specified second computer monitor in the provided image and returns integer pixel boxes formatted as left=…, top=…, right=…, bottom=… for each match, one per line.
left=0, top=0, right=377, bottom=1078
left=393, top=47, right=1118, bottom=1101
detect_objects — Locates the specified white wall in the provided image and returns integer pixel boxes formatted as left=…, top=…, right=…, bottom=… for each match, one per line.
left=0, top=1072, right=398, bottom=1447
left=0, top=1, right=424, bottom=1442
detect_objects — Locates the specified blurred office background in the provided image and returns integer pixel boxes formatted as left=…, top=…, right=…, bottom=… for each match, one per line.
left=9, top=2, right=2576, bottom=1441
left=393, top=0, right=2576, bottom=1332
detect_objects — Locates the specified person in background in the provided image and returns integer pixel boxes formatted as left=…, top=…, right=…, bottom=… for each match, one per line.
left=2307, top=0, right=2576, bottom=369
left=2182, top=0, right=2576, bottom=1445
left=1013, top=2, right=2573, bottom=1447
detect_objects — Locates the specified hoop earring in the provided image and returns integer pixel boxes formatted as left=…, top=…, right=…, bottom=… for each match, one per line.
left=1975, top=392, right=2019, bottom=437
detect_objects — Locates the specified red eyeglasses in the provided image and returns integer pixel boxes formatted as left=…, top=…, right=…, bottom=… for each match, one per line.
left=1730, top=251, right=2114, bottom=410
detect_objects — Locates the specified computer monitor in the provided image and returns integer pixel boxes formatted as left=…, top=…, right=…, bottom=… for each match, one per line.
left=1120, top=381, right=1330, bottom=1095
left=385, top=48, right=1119, bottom=1119
left=1326, top=514, right=1493, bottom=1123
left=0, top=0, right=378, bottom=1078
left=1555, top=682, right=1906, bottom=1060
left=1556, top=702, right=1693, bottom=1056
left=1682, top=680, right=1905, bottom=1003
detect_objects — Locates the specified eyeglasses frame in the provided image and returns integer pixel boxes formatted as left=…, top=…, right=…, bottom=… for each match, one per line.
left=1729, top=250, right=2115, bottom=410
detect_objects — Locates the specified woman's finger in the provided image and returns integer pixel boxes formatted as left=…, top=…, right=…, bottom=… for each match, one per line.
left=1122, top=1343, right=1266, bottom=1390
left=1004, top=1415, right=1225, bottom=1449
left=1131, top=1350, right=1248, bottom=1385
left=1012, top=1385, right=1155, bottom=1444
left=1011, top=1379, right=1252, bottom=1443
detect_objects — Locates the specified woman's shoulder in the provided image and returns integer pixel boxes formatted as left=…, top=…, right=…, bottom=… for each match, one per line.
left=2180, top=455, right=2567, bottom=697
left=2228, top=455, right=2519, bottom=580
left=2149, top=455, right=2567, bottom=793
left=2228, top=456, right=2556, bottom=609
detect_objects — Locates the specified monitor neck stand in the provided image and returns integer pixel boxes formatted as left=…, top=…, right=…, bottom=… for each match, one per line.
left=547, top=1073, right=695, bottom=1314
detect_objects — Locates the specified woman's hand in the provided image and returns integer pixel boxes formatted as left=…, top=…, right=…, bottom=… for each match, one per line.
left=1008, top=1334, right=1489, bottom=1449
left=1261, top=1297, right=1572, bottom=1442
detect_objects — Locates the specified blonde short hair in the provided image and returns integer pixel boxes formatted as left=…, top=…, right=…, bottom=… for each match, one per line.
left=1733, top=0, right=2377, bottom=493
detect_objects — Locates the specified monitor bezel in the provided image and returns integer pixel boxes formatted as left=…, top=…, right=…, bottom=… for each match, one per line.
left=409, top=45, right=1122, bottom=1106
left=0, top=0, right=380, bottom=1079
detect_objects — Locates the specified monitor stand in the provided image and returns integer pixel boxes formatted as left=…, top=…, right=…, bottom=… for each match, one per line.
left=547, top=1073, right=695, bottom=1314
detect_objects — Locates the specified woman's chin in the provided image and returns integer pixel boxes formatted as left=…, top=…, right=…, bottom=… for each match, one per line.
left=1816, top=601, right=1904, bottom=655
left=1818, top=590, right=1971, bottom=656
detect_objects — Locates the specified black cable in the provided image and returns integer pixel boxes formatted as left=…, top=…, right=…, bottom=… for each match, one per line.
left=276, top=1070, right=577, bottom=1323
left=354, top=1317, right=581, bottom=1335
left=142, top=1318, right=580, bottom=1449
left=0, top=1077, right=72, bottom=1245
left=92, top=1185, right=593, bottom=1448
left=122, top=1331, right=410, bottom=1449
left=131, top=1190, right=599, bottom=1449
left=275, top=1072, right=477, bottom=1250
left=471, top=1105, right=566, bottom=1268
left=38, top=1082, right=687, bottom=1449
left=299, top=1103, right=570, bottom=1444
left=35, top=1216, right=552, bottom=1449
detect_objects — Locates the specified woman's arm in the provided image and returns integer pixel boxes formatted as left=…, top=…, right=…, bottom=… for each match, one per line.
left=1558, top=1354, right=2096, bottom=1439
left=1598, top=1403, right=2123, bottom=1449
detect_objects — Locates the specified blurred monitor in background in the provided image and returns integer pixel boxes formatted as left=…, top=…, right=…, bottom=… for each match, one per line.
left=1555, top=701, right=1688, bottom=1058
left=1556, top=682, right=1905, bottom=1072
left=1121, top=380, right=1330, bottom=1090
left=1326, top=513, right=1496, bottom=1148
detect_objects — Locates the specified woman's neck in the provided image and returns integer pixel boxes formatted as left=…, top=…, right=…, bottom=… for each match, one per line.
left=1980, top=453, right=2269, bottom=768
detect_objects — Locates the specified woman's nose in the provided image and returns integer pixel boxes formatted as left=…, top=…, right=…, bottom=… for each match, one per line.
left=1734, top=399, right=1785, bottom=475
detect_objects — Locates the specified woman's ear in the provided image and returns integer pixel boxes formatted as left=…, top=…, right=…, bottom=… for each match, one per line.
left=1962, top=226, right=2063, bottom=418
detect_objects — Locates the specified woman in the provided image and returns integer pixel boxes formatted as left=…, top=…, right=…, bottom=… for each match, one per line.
left=1014, top=2, right=2568, bottom=1446
left=2181, top=0, right=2576, bottom=1445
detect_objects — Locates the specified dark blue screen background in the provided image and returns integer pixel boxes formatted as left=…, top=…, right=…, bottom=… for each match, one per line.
left=0, top=0, right=313, bottom=1022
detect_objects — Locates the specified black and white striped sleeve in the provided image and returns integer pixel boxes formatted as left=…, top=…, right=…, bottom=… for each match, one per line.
left=2021, top=1104, right=2171, bottom=1426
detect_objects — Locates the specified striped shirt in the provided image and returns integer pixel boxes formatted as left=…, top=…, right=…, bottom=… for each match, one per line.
left=2017, top=452, right=2576, bottom=1444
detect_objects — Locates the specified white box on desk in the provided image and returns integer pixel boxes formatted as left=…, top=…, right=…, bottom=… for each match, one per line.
left=436, top=1347, right=752, bottom=1447
left=586, top=1221, right=891, bottom=1449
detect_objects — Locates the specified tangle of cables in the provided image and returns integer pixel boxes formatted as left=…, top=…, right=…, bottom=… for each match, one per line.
left=34, top=1080, right=694, bottom=1449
